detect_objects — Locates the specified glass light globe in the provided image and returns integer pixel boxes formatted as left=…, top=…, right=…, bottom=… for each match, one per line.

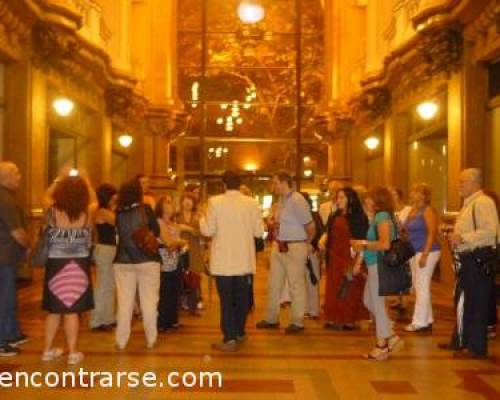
left=118, top=134, right=133, bottom=148
left=417, top=101, right=439, bottom=120
left=364, top=136, right=380, bottom=150
left=53, top=98, right=74, bottom=117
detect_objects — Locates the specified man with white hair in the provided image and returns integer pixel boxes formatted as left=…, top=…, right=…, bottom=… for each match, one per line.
left=439, top=168, right=499, bottom=358
left=0, top=162, right=30, bottom=356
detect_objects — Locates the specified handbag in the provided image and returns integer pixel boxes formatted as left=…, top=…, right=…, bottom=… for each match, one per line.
left=306, top=256, right=318, bottom=286
left=183, top=269, right=201, bottom=290
left=255, top=237, right=265, bottom=253
left=472, top=202, right=499, bottom=276
left=377, top=255, right=412, bottom=296
left=30, top=208, right=55, bottom=267
left=374, top=214, right=412, bottom=296
left=383, top=215, right=415, bottom=268
left=177, top=250, right=190, bottom=270
left=131, top=206, right=159, bottom=257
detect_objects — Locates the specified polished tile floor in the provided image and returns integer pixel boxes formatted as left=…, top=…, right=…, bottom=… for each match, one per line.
left=1, top=252, right=499, bottom=399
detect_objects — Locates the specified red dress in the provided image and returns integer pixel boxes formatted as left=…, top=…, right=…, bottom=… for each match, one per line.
left=323, top=215, right=368, bottom=324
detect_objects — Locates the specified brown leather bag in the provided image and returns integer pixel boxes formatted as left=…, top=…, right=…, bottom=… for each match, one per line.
left=183, top=269, right=201, bottom=290
left=132, top=206, right=159, bottom=257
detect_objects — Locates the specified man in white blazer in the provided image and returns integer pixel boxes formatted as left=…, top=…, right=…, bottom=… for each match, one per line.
left=200, top=171, right=265, bottom=352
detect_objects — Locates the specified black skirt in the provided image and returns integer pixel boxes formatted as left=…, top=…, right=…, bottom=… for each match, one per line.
left=42, top=257, right=94, bottom=314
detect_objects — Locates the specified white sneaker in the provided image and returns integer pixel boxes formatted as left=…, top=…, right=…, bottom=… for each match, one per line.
left=41, top=348, right=64, bottom=361
left=67, top=352, right=84, bottom=365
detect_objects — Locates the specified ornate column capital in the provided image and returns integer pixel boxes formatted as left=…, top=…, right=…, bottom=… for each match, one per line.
left=417, top=26, right=463, bottom=78
left=350, top=86, right=392, bottom=126
left=314, top=103, right=355, bottom=143
left=105, top=85, right=149, bottom=128
left=143, top=105, right=190, bottom=141
left=0, top=2, right=32, bottom=60
left=32, top=22, right=81, bottom=69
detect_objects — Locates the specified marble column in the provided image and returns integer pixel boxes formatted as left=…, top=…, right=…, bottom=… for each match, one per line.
left=4, top=61, right=48, bottom=280
left=118, top=0, right=131, bottom=71
left=324, top=0, right=340, bottom=106
left=447, top=42, right=488, bottom=210
left=176, top=138, right=185, bottom=192
left=100, top=116, right=113, bottom=183
left=383, top=113, right=410, bottom=189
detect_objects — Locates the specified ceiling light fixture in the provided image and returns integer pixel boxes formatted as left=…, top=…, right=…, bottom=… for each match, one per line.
left=238, top=1, right=265, bottom=24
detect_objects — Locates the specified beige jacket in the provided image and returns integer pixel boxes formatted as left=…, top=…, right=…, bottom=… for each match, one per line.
left=200, top=190, right=265, bottom=276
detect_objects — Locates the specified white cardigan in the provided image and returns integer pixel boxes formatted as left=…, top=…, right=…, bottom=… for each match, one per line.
left=200, top=190, right=265, bottom=276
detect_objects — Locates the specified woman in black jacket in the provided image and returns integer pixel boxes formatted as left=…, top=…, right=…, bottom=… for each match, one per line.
left=113, top=179, right=161, bottom=350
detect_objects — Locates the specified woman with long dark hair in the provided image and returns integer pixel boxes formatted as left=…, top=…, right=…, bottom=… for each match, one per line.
left=113, top=179, right=161, bottom=350
left=323, top=187, right=369, bottom=330
left=41, top=176, right=93, bottom=365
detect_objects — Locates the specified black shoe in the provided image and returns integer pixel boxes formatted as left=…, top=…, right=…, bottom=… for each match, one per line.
left=0, top=344, right=20, bottom=357
left=438, top=342, right=460, bottom=351
left=285, top=324, right=304, bottom=335
left=342, top=324, right=359, bottom=331
left=256, top=320, right=280, bottom=329
left=91, top=325, right=112, bottom=332
left=236, top=335, right=248, bottom=343
left=453, top=349, right=487, bottom=359
left=324, top=323, right=343, bottom=331
left=7, top=334, right=29, bottom=347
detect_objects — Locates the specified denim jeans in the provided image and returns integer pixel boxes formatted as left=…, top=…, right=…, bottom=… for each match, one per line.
left=0, top=265, right=23, bottom=345
left=215, top=275, right=250, bottom=342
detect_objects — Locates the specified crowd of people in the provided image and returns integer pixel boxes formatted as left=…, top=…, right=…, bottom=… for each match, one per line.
left=0, top=161, right=498, bottom=364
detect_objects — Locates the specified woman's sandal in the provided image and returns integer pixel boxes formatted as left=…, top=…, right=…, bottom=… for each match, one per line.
left=364, top=344, right=389, bottom=361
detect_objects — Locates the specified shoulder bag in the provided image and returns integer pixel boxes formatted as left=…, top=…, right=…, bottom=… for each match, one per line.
left=382, top=214, right=415, bottom=268
left=375, top=213, right=412, bottom=296
left=132, top=206, right=160, bottom=258
left=31, top=208, right=55, bottom=267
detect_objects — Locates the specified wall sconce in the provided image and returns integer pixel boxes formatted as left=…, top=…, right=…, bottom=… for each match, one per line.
left=118, top=133, right=133, bottom=148
left=238, top=0, right=265, bottom=24
left=364, top=136, right=380, bottom=150
left=53, top=97, right=74, bottom=117
left=417, top=101, right=439, bottom=120
left=304, top=169, right=313, bottom=178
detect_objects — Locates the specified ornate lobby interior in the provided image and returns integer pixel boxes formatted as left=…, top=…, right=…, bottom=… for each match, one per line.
left=1, top=0, right=500, bottom=398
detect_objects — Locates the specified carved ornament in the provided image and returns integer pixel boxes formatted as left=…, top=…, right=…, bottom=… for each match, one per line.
left=32, top=22, right=81, bottom=69
left=0, top=2, right=31, bottom=60
left=350, top=87, right=391, bottom=124
left=417, top=27, right=462, bottom=77
left=144, top=106, right=190, bottom=141
left=105, top=85, right=149, bottom=127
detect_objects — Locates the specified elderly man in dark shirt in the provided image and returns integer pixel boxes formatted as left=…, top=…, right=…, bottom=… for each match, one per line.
left=0, top=162, right=30, bottom=356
